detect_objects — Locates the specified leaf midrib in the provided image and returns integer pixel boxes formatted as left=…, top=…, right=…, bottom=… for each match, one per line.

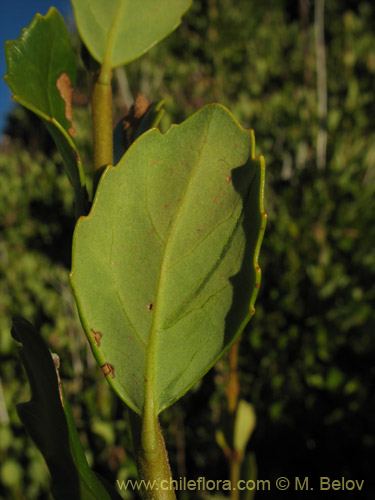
left=101, top=0, right=127, bottom=79
left=143, top=109, right=212, bottom=414
left=150, top=114, right=211, bottom=337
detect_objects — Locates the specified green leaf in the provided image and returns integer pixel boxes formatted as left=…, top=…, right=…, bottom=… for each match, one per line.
left=61, top=386, right=122, bottom=500
left=71, top=104, right=266, bottom=415
left=4, top=7, right=88, bottom=216
left=11, top=317, right=121, bottom=500
left=233, top=400, right=256, bottom=454
left=71, top=0, right=192, bottom=69
left=11, top=317, right=80, bottom=499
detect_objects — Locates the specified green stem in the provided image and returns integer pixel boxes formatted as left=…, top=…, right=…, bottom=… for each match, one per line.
left=130, top=412, right=176, bottom=500
left=230, top=451, right=241, bottom=500
left=90, top=1, right=127, bottom=190
left=226, top=340, right=242, bottom=500
left=91, top=69, right=113, bottom=191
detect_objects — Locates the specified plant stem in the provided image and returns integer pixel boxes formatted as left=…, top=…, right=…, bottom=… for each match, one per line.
left=230, top=450, right=241, bottom=500
left=226, top=339, right=240, bottom=414
left=130, top=411, right=176, bottom=500
left=91, top=68, right=113, bottom=191
left=90, top=0, right=126, bottom=191
left=226, top=339, right=241, bottom=500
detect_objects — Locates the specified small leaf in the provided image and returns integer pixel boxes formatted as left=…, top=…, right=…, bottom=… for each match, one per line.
left=71, top=0, right=191, bottom=68
left=4, top=8, right=88, bottom=215
left=215, top=430, right=230, bottom=454
left=71, top=104, right=266, bottom=415
left=233, top=401, right=256, bottom=455
left=11, top=317, right=120, bottom=500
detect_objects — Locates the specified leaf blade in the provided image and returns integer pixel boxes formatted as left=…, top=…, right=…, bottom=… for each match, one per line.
left=71, top=0, right=192, bottom=68
left=11, top=317, right=121, bottom=500
left=71, top=104, right=266, bottom=415
left=4, top=7, right=87, bottom=215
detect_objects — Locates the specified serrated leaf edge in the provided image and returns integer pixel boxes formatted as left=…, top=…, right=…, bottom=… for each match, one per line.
left=4, top=7, right=87, bottom=202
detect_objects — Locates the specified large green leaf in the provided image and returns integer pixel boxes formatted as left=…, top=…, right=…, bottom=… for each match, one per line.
left=4, top=7, right=87, bottom=215
left=71, top=0, right=191, bottom=68
left=11, top=317, right=121, bottom=500
left=71, top=104, right=266, bottom=415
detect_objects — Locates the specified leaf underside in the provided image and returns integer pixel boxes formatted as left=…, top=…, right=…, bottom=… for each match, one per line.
left=71, top=104, right=266, bottom=415
left=4, top=8, right=86, bottom=212
left=71, top=0, right=192, bottom=67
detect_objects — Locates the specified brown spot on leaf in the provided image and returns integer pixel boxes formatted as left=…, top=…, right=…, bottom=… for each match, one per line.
left=255, top=283, right=260, bottom=289
left=147, top=303, right=153, bottom=311
left=91, top=329, right=103, bottom=346
left=251, top=307, right=256, bottom=315
left=101, top=363, right=115, bottom=378
left=226, top=175, right=231, bottom=183
left=56, top=72, right=75, bottom=137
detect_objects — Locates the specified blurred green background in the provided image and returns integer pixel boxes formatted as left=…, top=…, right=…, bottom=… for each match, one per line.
left=0, top=0, right=374, bottom=498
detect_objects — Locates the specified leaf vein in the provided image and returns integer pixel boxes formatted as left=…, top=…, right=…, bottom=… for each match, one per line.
left=167, top=197, right=242, bottom=271
left=115, top=290, right=146, bottom=346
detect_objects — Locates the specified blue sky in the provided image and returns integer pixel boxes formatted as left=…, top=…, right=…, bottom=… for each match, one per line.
left=0, top=0, right=73, bottom=134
